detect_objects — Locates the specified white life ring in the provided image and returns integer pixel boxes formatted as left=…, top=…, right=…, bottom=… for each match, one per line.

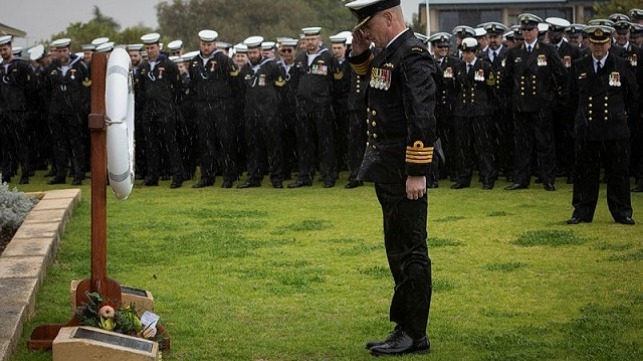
left=105, top=47, right=135, bottom=200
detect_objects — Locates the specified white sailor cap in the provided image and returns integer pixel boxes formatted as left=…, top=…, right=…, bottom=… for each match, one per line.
left=169, top=55, right=183, bottom=63
left=91, top=37, right=109, bottom=46
left=279, top=38, right=298, bottom=47
left=474, top=27, right=487, bottom=37
left=183, top=50, right=199, bottom=59
left=301, top=27, right=322, bottom=36
left=95, top=41, right=114, bottom=53
left=337, top=30, right=353, bottom=44
left=198, top=29, right=218, bottom=42
left=538, top=23, right=549, bottom=33
left=81, top=44, right=96, bottom=51
left=141, top=33, right=161, bottom=44
left=546, top=17, right=570, bottom=32
left=167, top=40, right=183, bottom=51
left=217, top=41, right=232, bottom=50
left=452, top=25, right=476, bottom=38
left=12, top=46, right=22, bottom=55
left=51, top=38, right=72, bottom=48
left=233, top=43, right=248, bottom=54
left=329, top=34, right=347, bottom=43
left=28, top=44, right=45, bottom=61
left=127, top=43, right=144, bottom=51
left=244, top=36, right=264, bottom=48
left=261, top=41, right=276, bottom=50
left=460, top=37, right=479, bottom=51
left=0, top=35, right=12, bottom=46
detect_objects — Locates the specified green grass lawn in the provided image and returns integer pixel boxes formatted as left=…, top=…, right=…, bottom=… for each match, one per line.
left=8, top=172, right=643, bottom=361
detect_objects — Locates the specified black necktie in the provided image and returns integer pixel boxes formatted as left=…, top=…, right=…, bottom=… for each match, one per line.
left=527, top=45, right=532, bottom=53
left=467, top=64, right=472, bottom=74
left=596, top=61, right=602, bottom=73
left=493, top=51, right=497, bottom=61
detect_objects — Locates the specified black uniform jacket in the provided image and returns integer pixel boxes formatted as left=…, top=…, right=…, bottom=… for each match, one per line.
left=435, top=56, right=460, bottom=112
left=294, top=47, right=337, bottom=106
left=138, top=54, right=180, bottom=114
left=0, top=58, right=34, bottom=112
left=188, top=50, right=239, bottom=101
left=452, top=59, right=497, bottom=118
left=239, top=57, right=285, bottom=117
left=44, top=55, right=91, bottom=115
left=570, top=53, right=639, bottom=140
left=349, top=28, right=437, bottom=183
left=502, top=41, right=568, bottom=113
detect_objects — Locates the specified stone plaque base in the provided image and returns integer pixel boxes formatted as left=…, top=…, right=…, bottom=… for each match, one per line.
left=53, top=326, right=158, bottom=361
left=70, top=280, right=154, bottom=315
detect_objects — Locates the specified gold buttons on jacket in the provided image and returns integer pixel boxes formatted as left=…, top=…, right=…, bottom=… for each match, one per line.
left=373, top=133, right=378, bottom=139
left=371, top=110, right=376, bottom=116
left=372, top=121, right=376, bottom=127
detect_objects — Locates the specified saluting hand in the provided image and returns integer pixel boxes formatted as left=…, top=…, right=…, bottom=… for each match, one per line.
left=406, top=175, right=427, bottom=200
left=351, top=28, right=370, bottom=56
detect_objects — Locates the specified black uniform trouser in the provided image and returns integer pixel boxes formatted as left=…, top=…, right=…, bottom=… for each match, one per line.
left=552, top=100, right=575, bottom=178
left=0, top=112, right=30, bottom=180
left=375, top=183, right=431, bottom=340
left=453, top=115, right=497, bottom=185
left=572, top=139, right=632, bottom=221
left=513, top=109, right=557, bottom=185
left=436, top=106, right=454, bottom=180
left=49, top=112, right=86, bottom=180
left=347, top=108, right=367, bottom=182
left=281, top=111, right=298, bottom=177
left=295, top=103, right=337, bottom=183
left=143, top=112, right=184, bottom=182
left=334, top=105, right=349, bottom=171
left=495, top=105, right=514, bottom=178
left=244, top=113, right=284, bottom=184
left=196, top=100, right=238, bottom=182
left=177, top=104, right=198, bottom=178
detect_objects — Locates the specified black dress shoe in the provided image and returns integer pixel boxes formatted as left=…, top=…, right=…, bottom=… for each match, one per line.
left=47, top=176, right=66, bottom=185
left=237, top=181, right=261, bottom=189
left=272, top=181, right=284, bottom=189
left=450, top=182, right=470, bottom=189
left=426, top=181, right=438, bottom=189
left=287, top=179, right=312, bottom=188
left=482, top=183, right=494, bottom=190
left=566, top=217, right=587, bottom=225
left=221, top=181, right=233, bottom=188
left=192, top=178, right=214, bottom=188
left=504, top=183, right=528, bottom=190
left=616, top=217, right=635, bottom=225
left=323, top=181, right=335, bottom=188
left=543, top=183, right=556, bottom=191
left=19, top=177, right=29, bottom=185
left=345, top=180, right=363, bottom=189
left=632, top=183, right=643, bottom=192
left=170, top=180, right=183, bottom=189
left=369, top=331, right=430, bottom=356
left=365, top=327, right=404, bottom=350
left=71, top=178, right=83, bottom=186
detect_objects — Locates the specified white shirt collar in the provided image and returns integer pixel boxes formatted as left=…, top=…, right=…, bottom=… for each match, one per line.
left=385, top=28, right=409, bottom=49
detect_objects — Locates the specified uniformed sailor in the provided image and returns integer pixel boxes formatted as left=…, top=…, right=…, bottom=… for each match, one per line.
left=346, top=0, right=435, bottom=356
left=502, top=13, right=568, bottom=191
left=567, top=25, right=638, bottom=225
left=329, top=33, right=351, bottom=176
left=188, top=29, right=240, bottom=188
left=167, top=40, right=183, bottom=57
left=276, top=38, right=299, bottom=180
left=138, top=32, right=185, bottom=188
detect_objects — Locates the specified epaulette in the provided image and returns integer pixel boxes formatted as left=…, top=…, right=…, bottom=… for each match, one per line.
left=411, top=47, right=424, bottom=53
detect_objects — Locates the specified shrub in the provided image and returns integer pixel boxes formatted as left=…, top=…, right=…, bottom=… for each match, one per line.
left=0, top=178, right=38, bottom=250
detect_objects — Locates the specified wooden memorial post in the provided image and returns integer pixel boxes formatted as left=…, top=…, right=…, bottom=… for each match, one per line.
left=28, top=52, right=124, bottom=349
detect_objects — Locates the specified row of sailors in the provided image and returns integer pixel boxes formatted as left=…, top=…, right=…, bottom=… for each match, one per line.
left=1, top=11, right=642, bottom=192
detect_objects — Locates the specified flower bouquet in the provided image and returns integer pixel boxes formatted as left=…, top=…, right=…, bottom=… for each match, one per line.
left=75, top=291, right=168, bottom=349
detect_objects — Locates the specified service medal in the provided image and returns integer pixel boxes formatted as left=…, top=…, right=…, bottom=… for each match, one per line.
left=443, top=67, right=453, bottom=78
left=475, top=69, right=484, bottom=82
left=631, top=54, right=638, bottom=67
left=258, top=74, right=266, bottom=87
left=70, top=69, right=76, bottom=80
left=537, top=54, right=547, bottom=66
left=563, top=56, right=571, bottom=68
left=609, top=72, right=621, bottom=87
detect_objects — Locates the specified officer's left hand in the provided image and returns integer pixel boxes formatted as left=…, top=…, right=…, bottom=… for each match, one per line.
left=406, top=176, right=427, bottom=200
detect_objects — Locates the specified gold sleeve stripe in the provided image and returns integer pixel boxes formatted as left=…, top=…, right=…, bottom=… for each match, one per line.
left=406, top=141, right=433, bottom=164
left=351, top=54, right=374, bottom=76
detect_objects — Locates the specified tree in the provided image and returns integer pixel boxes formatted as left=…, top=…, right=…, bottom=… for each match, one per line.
left=156, top=0, right=355, bottom=50
left=594, top=0, right=641, bottom=19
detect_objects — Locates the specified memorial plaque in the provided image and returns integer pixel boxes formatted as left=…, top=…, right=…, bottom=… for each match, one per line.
left=73, top=327, right=153, bottom=353
left=122, top=286, right=149, bottom=297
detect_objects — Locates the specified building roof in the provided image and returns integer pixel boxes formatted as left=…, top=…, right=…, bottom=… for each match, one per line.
left=0, top=22, right=27, bottom=37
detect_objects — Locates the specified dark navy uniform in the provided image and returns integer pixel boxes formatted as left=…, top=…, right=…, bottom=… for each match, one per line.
left=451, top=57, right=498, bottom=188
left=138, top=53, right=185, bottom=186
left=569, top=50, right=638, bottom=223
left=238, top=57, right=286, bottom=187
left=0, top=55, right=34, bottom=183
left=188, top=50, right=240, bottom=187
left=345, top=62, right=367, bottom=187
left=502, top=39, right=567, bottom=189
left=349, top=27, right=436, bottom=342
left=292, top=47, right=338, bottom=186
left=44, top=54, right=91, bottom=185
left=433, top=54, right=460, bottom=182
left=277, top=58, right=299, bottom=179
